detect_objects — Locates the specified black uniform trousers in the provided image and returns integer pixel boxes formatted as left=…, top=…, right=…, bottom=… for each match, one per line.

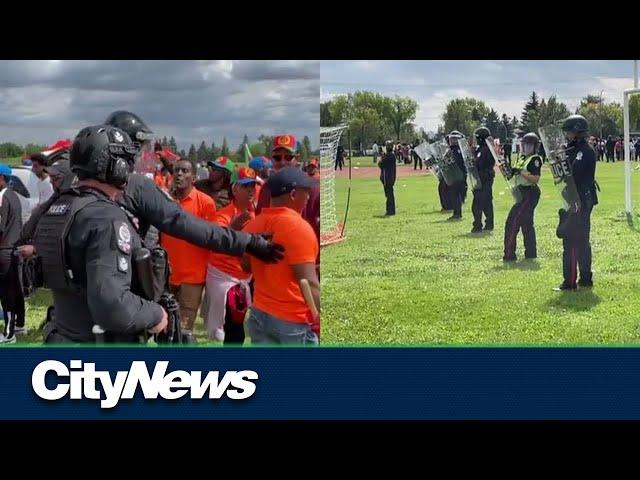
left=413, top=154, right=422, bottom=170
left=449, top=180, right=464, bottom=218
left=562, top=202, right=594, bottom=287
left=384, top=184, right=396, bottom=215
left=503, top=185, right=540, bottom=260
left=380, top=170, right=396, bottom=216
left=472, top=177, right=494, bottom=230
left=438, top=178, right=451, bottom=210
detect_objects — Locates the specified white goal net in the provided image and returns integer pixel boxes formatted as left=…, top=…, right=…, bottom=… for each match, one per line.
left=320, top=125, right=348, bottom=246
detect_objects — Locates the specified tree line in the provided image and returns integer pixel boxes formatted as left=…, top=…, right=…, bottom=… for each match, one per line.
left=321, top=90, right=640, bottom=151
left=1, top=134, right=318, bottom=164
left=321, top=91, right=420, bottom=150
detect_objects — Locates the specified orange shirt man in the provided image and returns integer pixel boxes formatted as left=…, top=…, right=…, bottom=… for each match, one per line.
left=243, top=166, right=319, bottom=345
left=160, top=159, right=216, bottom=331
left=204, top=166, right=258, bottom=344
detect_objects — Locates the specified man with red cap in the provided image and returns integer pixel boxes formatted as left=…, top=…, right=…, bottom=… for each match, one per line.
left=256, top=135, right=320, bottom=273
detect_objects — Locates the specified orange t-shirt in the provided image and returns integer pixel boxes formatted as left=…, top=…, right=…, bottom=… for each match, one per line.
left=208, top=203, right=254, bottom=280
left=154, top=173, right=172, bottom=191
left=243, top=207, right=318, bottom=323
left=161, top=187, right=216, bottom=285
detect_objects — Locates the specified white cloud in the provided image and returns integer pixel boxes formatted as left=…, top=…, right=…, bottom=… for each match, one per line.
left=321, top=60, right=636, bottom=134
left=596, top=76, right=636, bottom=102
left=353, top=61, right=378, bottom=70
left=481, top=62, right=504, bottom=72
left=0, top=60, right=320, bottom=150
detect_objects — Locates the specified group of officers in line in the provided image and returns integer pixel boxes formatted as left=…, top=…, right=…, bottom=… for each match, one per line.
left=378, top=114, right=598, bottom=291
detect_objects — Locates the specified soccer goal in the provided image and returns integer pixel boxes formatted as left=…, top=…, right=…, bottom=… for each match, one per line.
left=623, top=87, right=640, bottom=223
left=320, top=125, right=348, bottom=246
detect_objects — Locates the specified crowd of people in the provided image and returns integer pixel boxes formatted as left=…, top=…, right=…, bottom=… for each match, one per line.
left=588, top=136, right=640, bottom=162
left=0, top=111, right=321, bottom=346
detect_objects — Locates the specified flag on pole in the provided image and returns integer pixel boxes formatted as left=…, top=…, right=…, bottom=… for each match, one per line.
left=243, top=143, right=252, bottom=164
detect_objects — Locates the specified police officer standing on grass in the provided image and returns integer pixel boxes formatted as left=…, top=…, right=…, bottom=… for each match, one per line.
left=379, top=141, right=396, bottom=216
left=503, top=133, right=542, bottom=261
left=470, top=127, right=495, bottom=233
left=555, top=115, right=598, bottom=291
left=445, top=131, right=466, bottom=221
left=33, top=125, right=169, bottom=343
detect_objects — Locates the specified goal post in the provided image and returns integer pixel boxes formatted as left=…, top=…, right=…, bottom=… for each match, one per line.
left=623, top=87, right=640, bottom=222
left=320, top=125, right=348, bottom=246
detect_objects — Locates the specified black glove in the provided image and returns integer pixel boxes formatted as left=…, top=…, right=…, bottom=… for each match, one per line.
left=246, top=233, right=285, bottom=263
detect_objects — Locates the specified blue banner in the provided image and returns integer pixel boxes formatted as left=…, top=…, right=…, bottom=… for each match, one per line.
left=3, top=347, right=640, bottom=420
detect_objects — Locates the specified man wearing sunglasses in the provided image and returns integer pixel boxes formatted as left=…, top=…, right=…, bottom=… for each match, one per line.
left=256, top=134, right=303, bottom=214
left=256, top=135, right=320, bottom=274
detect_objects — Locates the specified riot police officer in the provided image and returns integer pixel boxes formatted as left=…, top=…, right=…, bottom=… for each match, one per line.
left=33, top=125, right=169, bottom=343
left=20, top=112, right=282, bottom=263
left=104, top=111, right=283, bottom=261
left=471, top=127, right=495, bottom=232
left=555, top=115, right=598, bottom=291
left=503, top=133, right=542, bottom=261
left=445, top=131, right=466, bottom=220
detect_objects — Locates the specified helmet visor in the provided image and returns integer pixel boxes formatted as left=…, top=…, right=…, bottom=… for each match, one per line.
left=134, top=141, right=159, bottom=176
left=522, top=142, right=536, bottom=155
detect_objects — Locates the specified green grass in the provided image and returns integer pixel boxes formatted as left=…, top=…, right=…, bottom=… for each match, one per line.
left=321, top=162, right=640, bottom=345
left=1, top=157, right=23, bottom=167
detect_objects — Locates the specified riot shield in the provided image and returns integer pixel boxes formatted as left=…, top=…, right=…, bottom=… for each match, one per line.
left=485, top=137, right=521, bottom=203
left=414, top=141, right=438, bottom=176
left=427, top=141, right=464, bottom=186
left=134, top=141, right=159, bottom=179
left=538, top=124, right=581, bottom=212
left=458, top=138, right=482, bottom=190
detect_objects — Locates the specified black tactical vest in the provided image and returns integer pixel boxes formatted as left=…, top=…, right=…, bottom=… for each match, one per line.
left=32, top=190, right=99, bottom=292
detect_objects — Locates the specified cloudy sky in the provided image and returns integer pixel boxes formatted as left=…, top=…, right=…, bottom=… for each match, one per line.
left=0, top=60, right=319, bottom=151
left=321, top=60, right=638, bottom=133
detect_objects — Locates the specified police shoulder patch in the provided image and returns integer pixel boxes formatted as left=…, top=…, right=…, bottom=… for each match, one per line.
left=534, top=159, right=541, bottom=168
left=117, top=255, right=129, bottom=273
left=114, top=221, right=132, bottom=254
left=576, top=151, right=583, bottom=161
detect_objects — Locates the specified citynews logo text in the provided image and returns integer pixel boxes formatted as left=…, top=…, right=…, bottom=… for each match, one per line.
left=32, top=360, right=258, bottom=409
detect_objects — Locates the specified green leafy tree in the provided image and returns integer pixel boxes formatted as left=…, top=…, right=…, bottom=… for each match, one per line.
left=442, top=98, right=490, bottom=136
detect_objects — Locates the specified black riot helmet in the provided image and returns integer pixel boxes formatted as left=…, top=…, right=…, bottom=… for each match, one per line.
left=104, top=110, right=154, bottom=143
left=70, top=125, right=139, bottom=188
left=474, top=127, right=491, bottom=142
left=521, top=132, right=540, bottom=155
left=447, top=130, right=464, bottom=146
left=561, top=115, right=589, bottom=135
